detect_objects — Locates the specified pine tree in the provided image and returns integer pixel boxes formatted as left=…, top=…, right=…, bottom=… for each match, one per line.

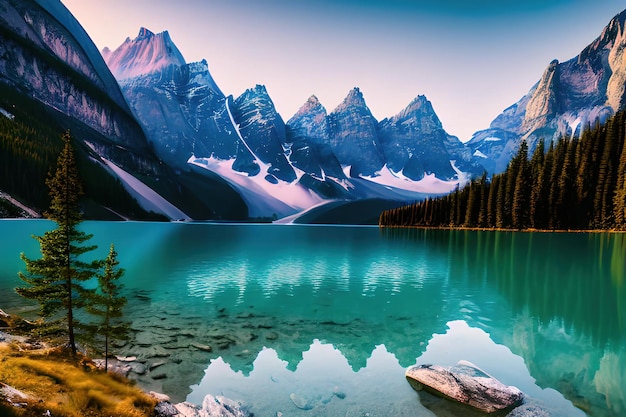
left=614, top=123, right=626, bottom=229
left=512, top=141, right=530, bottom=229
left=84, top=244, right=130, bottom=372
left=16, top=131, right=100, bottom=355
left=556, top=137, right=578, bottom=228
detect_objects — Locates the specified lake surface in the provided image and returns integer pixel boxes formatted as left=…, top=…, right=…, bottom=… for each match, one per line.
left=1, top=221, right=625, bottom=417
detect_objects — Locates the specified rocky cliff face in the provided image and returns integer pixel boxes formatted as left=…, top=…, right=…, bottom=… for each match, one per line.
left=328, top=88, right=385, bottom=177
left=286, top=96, right=345, bottom=181
left=0, top=0, right=150, bottom=154
left=468, top=9, right=626, bottom=173
left=378, top=95, right=458, bottom=180
left=230, top=85, right=296, bottom=183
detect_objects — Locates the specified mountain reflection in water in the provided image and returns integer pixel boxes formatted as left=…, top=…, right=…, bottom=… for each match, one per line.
left=189, top=320, right=584, bottom=417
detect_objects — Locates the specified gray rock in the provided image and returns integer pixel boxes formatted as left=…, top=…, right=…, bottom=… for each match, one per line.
left=169, top=395, right=252, bottom=417
left=0, top=381, right=31, bottom=406
left=190, top=342, right=212, bottom=352
left=154, top=401, right=179, bottom=417
left=406, top=360, right=524, bottom=414
left=506, top=402, right=553, bottom=417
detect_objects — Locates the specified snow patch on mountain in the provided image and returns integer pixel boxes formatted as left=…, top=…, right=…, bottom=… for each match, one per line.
left=188, top=156, right=325, bottom=218
left=0, top=108, right=15, bottom=120
left=101, top=158, right=190, bottom=221
left=360, top=165, right=461, bottom=194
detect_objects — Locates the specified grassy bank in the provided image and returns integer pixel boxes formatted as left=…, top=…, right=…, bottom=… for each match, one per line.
left=0, top=314, right=157, bottom=417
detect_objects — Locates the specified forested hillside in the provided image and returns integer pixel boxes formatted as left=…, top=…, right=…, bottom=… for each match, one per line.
left=0, top=84, right=156, bottom=219
left=380, top=111, right=626, bottom=231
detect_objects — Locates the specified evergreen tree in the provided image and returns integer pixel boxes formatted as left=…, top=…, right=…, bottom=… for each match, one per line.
left=556, top=137, right=578, bottom=228
left=486, top=174, right=500, bottom=227
left=495, top=172, right=507, bottom=228
left=547, top=140, right=567, bottom=229
left=512, top=141, right=530, bottom=229
left=614, top=122, right=626, bottom=229
left=477, top=172, right=489, bottom=228
left=16, top=131, right=100, bottom=355
left=84, top=244, right=130, bottom=372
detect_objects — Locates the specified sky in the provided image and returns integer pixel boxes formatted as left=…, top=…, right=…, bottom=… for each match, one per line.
left=60, top=0, right=625, bottom=142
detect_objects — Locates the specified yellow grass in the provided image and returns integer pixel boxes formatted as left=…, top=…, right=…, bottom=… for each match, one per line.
left=0, top=343, right=156, bottom=417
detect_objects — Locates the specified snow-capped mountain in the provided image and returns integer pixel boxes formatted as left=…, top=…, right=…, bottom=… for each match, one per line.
left=104, top=28, right=473, bottom=220
left=286, top=95, right=346, bottom=181
left=468, top=9, right=626, bottom=173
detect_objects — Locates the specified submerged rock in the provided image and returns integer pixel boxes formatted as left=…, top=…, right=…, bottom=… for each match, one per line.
left=406, top=360, right=524, bottom=413
left=289, top=392, right=316, bottom=410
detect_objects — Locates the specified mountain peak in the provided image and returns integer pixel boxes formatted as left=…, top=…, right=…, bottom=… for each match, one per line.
left=137, top=27, right=155, bottom=40
left=332, top=87, right=369, bottom=114
left=104, top=27, right=186, bottom=80
left=388, top=94, right=443, bottom=130
left=346, top=87, right=364, bottom=103
left=307, top=95, right=320, bottom=106
left=293, top=95, right=326, bottom=116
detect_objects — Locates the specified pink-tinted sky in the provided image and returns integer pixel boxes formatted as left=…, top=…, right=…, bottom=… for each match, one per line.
left=61, top=0, right=624, bottom=141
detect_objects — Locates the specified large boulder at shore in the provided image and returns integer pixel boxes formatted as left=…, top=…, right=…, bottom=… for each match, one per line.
left=406, top=360, right=524, bottom=414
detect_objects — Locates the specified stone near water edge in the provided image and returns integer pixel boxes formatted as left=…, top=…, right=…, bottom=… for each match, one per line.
left=149, top=391, right=171, bottom=402
left=150, top=361, right=168, bottom=371
left=154, top=401, right=179, bottom=417
left=405, top=360, right=524, bottom=414
left=202, top=394, right=251, bottom=417
left=333, top=386, right=347, bottom=400
left=92, top=358, right=132, bottom=376
left=160, top=394, right=252, bottom=417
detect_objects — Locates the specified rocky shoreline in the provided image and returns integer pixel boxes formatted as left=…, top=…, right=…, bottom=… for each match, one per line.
left=0, top=305, right=581, bottom=417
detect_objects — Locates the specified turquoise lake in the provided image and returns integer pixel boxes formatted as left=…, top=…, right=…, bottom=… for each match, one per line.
left=0, top=221, right=625, bottom=417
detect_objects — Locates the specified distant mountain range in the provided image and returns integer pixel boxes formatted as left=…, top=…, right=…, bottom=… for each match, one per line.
left=1, top=0, right=625, bottom=222
left=103, top=26, right=481, bottom=219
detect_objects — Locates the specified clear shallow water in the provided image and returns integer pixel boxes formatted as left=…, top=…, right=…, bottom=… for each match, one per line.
left=0, top=221, right=624, bottom=416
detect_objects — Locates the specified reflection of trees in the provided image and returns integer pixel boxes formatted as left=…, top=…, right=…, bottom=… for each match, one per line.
left=382, top=228, right=626, bottom=416
left=382, top=228, right=626, bottom=349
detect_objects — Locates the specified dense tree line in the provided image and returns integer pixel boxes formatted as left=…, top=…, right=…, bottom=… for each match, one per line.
left=380, top=110, right=626, bottom=231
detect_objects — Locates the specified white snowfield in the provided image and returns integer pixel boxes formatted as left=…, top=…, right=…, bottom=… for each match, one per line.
left=188, top=155, right=324, bottom=219
left=360, top=164, right=463, bottom=195
left=190, top=154, right=466, bottom=222
left=101, top=158, right=191, bottom=221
